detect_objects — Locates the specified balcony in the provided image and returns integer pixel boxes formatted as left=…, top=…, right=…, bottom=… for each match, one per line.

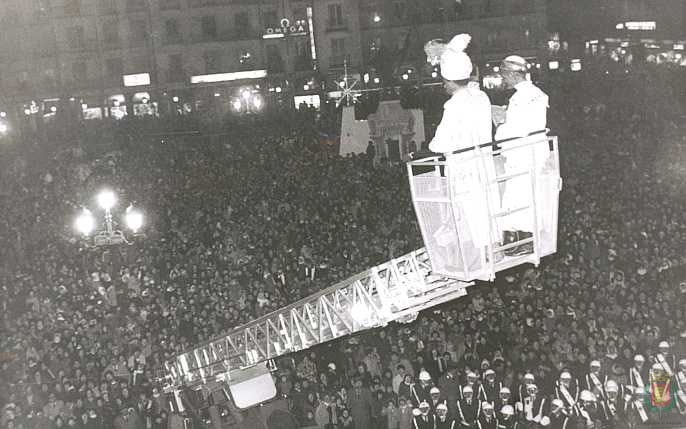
left=62, top=39, right=99, bottom=53
left=326, top=19, right=348, bottom=32
left=98, top=0, right=118, bottom=15
left=329, top=54, right=351, bottom=68
left=159, top=0, right=181, bottom=10
left=128, top=37, right=149, bottom=49
left=164, top=33, right=184, bottom=45
left=126, top=0, right=148, bottom=13
left=188, top=0, right=228, bottom=8
left=102, top=38, right=122, bottom=50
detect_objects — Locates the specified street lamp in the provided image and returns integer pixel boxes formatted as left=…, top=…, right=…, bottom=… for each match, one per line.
left=74, top=190, right=144, bottom=246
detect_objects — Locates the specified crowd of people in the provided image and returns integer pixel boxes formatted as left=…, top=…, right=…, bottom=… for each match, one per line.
left=0, top=61, right=685, bottom=429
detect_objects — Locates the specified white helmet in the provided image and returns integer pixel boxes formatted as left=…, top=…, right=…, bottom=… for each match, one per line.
left=560, top=371, right=572, bottom=380
left=482, top=402, right=494, bottom=414
left=551, top=399, right=564, bottom=410
left=430, top=387, right=440, bottom=395
left=590, top=360, right=601, bottom=369
left=605, top=380, right=619, bottom=393
left=634, top=354, right=645, bottom=363
left=463, top=385, right=473, bottom=394
left=500, top=387, right=511, bottom=396
left=419, top=371, right=431, bottom=382
left=501, top=405, right=515, bottom=416
left=524, top=373, right=535, bottom=382
left=484, top=369, right=495, bottom=378
left=658, top=341, right=669, bottom=349
left=580, top=390, right=596, bottom=402
left=679, top=359, right=686, bottom=370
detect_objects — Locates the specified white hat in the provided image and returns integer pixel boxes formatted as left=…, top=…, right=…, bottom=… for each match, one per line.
left=440, top=34, right=473, bottom=81
left=634, top=354, right=645, bottom=362
left=652, top=363, right=663, bottom=371
left=658, top=341, right=669, bottom=348
left=328, top=363, right=336, bottom=370
left=501, top=55, right=528, bottom=72
left=436, top=403, right=448, bottom=411
left=430, top=387, right=440, bottom=394
left=419, top=371, right=431, bottom=381
left=484, top=369, right=495, bottom=377
left=590, top=360, right=601, bottom=368
left=463, top=385, right=473, bottom=393
left=501, top=405, right=515, bottom=415
left=524, top=373, right=535, bottom=381
left=560, top=371, right=572, bottom=380
left=679, top=359, right=686, bottom=368
left=419, top=401, right=430, bottom=409
left=500, top=387, right=511, bottom=394
left=605, top=380, right=618, bottom=392
left=580, top=390, right=596, bottom=402
left=551, top=399, right=564, bottom=409
left=482, top=402, right=494, bottom=410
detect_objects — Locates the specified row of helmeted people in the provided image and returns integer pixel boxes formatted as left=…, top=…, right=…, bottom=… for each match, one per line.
left=405, top=346, right=686, bottom=428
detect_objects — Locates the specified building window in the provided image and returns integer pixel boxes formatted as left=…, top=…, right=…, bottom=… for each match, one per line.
left=98, top=0, right=117, bottom=14
left=165, top=19, right=181, bottom=44
left=204, top=51, right=221, bottom=74
left=159, top=0, right=181, bottom=10
left=64, top=0, right=80, bottom=16
left=103, top=20, right=120, bottom=46
left=235, top=12, right=251, bottom=38
left=105, top=58, right=123, bottom=83
left=129, top=19, right=148, bottom=46
left=328, top=4, right=344, bottom=27
left=168, top=54, right=184, bottom=81
left=331, top=38, right=346, bottom=65
left=34, top=0, right=50, bottom=20
left=126, top=0, right=146, bottom=12
left=239, top=50, right=253, bottom=65
left=201, top=16, right=217, bottom=40
left=72, top=61, right=87, bottom=83
left=67, top=26, right=85, bottom=50
left=263, top=10, right=278, bottom=28
left=393, top=1, right=405, bottom=20
left=292, top=7, right=306, bottom=21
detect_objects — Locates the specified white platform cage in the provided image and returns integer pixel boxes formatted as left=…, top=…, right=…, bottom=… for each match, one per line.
left=407, top=132, right=562, bottom=282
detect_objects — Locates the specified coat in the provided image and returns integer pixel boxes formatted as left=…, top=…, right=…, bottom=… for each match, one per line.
left=347, top=387, right=373, bottom=429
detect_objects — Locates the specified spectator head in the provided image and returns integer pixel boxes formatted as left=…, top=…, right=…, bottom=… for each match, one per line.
left=436, top=403, right=448, bottom=417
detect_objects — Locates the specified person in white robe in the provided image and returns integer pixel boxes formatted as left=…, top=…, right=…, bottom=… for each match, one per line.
left=423, top=34, right=498, bottom=276
left=494, top=55, right=556, bottom=256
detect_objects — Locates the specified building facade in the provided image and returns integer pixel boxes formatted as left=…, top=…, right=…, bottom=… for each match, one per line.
left=0, top=0, right=547, bottom=120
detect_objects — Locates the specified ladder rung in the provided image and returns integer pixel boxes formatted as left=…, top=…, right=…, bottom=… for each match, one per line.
left=494, top=237, right=534, bottom=252
left=493, top=206, right=530, bottom=218
left=492, top=171, right=530, bottom=183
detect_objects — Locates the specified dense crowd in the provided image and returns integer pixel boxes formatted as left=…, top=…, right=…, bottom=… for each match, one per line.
left=1, top=64, right=685, bottom=429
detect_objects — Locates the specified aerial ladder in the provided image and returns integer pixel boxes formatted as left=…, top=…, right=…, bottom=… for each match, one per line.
left=159, top=131, right=561, bottom=418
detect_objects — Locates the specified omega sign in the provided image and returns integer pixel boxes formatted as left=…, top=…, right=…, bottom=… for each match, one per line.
left=265, top=18, right=307, bottom=37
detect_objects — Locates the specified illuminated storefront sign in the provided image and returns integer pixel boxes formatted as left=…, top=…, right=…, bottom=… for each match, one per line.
left=616, top=21, right=656, bottom=31
left=263, top=18, right=308, bottom=39
left=190, top=70, right=267, bottom=84
left=123, top=73, right=151, bottom=87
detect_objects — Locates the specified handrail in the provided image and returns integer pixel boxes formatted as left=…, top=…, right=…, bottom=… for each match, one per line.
left=410, top=129, right=550, bottom=161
